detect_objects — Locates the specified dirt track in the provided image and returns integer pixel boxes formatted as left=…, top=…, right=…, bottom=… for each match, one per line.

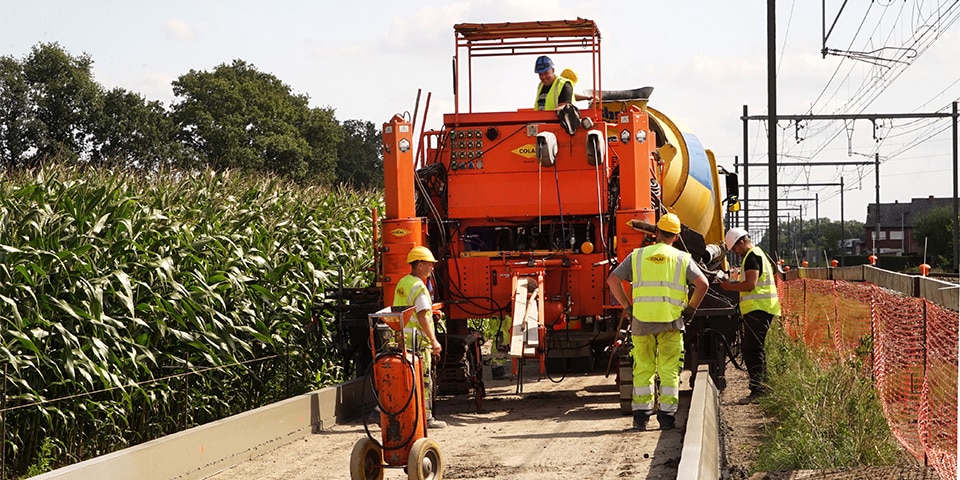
left=202, top=363, right=691, bottom=479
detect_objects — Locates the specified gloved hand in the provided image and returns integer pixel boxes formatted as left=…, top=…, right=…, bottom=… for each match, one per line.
left=681, top=306, right=696, bottom=322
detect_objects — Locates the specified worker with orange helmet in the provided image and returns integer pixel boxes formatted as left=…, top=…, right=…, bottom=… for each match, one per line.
left=394, top=245, right=446, bottom=429
left=606, top=213, right=709, bottom=431
left=719, top=227, right=782, bottom=401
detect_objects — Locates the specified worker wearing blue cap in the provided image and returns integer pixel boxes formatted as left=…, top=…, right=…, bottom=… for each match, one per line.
left=533, top=55, right=574, bottom=111
left=534, top=56, right=596, bottom=111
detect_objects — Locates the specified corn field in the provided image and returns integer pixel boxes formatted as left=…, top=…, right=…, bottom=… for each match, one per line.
left=0, top=165, right=382, bottom=477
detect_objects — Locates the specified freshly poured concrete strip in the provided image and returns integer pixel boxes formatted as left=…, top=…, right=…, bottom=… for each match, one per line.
left=677, top=365, right=721, bottom=479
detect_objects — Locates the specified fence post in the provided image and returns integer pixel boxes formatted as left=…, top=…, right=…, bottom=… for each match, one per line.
left=802, top=279, right=807, bottom=339
left=183, top=357, right=190, bottom=432
left=2, top=363, right=6, bottom=480
left=921, top=299, right=929, bottom=467
left=285, top=331, right=290, bottom=399
left=870, top=284, right=876, bottom=383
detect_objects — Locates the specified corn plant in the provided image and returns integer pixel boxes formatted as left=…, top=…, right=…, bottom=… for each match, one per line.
left=0, top=165, right=382, bottom=477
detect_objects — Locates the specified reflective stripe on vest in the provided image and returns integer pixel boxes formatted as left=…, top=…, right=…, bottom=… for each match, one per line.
left=630, top=243, right=689, bottom=323
left=739, top=246, right=782, bottom=316
left=393, top=274, right=431, bottom=345
left=534, top=75, right=573, bottom=111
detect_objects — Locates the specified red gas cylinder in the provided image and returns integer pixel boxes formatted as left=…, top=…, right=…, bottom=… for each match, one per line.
left=373, top=352, right=426, bottom=466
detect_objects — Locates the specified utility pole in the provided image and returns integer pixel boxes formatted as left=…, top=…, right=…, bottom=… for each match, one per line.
left=875, top=152, right=881, bottom=255
left=742, top=106, right=750, bottom=232
left=953, top=101, right=959, bottom=272
left=747, top=182, right=843, bottom=265
left=841, top=177, right=846, bottom=266
left=741, top=106, right=958, bottom=270
left=766, top=0, right=778, bottom=257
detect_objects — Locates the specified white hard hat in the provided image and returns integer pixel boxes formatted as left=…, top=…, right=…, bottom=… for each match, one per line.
left=724, top=228, right=749, bottom=251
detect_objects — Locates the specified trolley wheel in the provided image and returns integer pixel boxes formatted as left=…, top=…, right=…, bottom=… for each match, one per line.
left=350, top=437, right=384, bottom=480
left=407, top=437, right=443, bottom=480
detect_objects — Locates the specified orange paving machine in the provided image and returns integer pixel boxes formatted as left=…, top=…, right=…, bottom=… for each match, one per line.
left=374, top=18, right=742, bottom=399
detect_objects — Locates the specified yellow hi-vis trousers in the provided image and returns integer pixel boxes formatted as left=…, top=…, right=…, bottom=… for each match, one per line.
left=631, top=330, right=683, bottom=414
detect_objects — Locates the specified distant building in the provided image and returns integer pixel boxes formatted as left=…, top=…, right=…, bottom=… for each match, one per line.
left=864, top=195, right=953, bottom=255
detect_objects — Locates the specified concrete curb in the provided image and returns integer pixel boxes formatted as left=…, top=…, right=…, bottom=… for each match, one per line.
left=28, top=379, right=364, bottom=480
left=677, top=364, right=720, bottom=479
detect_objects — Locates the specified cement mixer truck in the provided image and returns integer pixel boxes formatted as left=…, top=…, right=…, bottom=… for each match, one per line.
left=368, top=18, right=740, bottom=403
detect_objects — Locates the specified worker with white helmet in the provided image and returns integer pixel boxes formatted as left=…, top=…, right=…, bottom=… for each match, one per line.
left=719, top=228, right=782, bottom=401
left=394, top=245, right=446, bottom=428
left=606, top=213, right=709, bottom=431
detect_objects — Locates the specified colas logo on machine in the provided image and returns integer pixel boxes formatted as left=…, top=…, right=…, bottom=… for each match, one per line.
left=391, top=228, right=412, bottom=238
left=646, top=253, right=669, bottom=265
left=512, top=144, right=537, bottom=159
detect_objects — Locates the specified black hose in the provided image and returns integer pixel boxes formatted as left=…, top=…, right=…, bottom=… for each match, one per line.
left=701, top=327, right=746, bottom=371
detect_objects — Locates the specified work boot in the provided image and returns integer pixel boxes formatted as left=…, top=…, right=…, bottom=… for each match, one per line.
left=427, top=416, right=447, bottom=429
left=657, top=412, right=675, bottom=430
left=632, top=411, right=650, bottom=431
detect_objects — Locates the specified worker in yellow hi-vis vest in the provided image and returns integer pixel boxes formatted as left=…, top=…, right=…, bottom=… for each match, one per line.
left=719, top=227, right=782, bottom=402
left=607, top=213, right=709, bottom=431
left=393, top=246, right=447, bottom=429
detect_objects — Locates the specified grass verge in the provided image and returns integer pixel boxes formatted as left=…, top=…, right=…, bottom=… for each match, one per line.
left=754, top=321, right=905, bottom=472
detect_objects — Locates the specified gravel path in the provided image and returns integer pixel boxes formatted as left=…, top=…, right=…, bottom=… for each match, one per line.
left=202, top=364, right=691, bottom=479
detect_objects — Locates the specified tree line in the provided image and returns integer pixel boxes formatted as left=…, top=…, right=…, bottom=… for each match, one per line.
left=0, top=42, right=383, bottom=188
left=757, top=212, right=955, bottom=269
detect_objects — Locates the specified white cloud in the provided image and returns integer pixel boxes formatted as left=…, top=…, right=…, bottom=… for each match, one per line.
left=164, top=19, right=195, bottom=40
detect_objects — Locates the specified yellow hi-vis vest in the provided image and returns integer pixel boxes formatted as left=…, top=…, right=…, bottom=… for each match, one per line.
left=534, top=75, right=573, bottom=111
left=630, top=243, right=690, bottom=323
left=393, top=274, right=431, bottom=347
left=739, top=246, right=782, bottom=316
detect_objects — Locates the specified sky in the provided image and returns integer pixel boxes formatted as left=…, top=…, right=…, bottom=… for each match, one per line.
left=3, top=1, right=959, bottom=239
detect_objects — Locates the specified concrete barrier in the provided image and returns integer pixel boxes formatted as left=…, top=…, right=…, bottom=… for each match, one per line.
left=798, top=268, right=830, bottom=280
left=864, top=265, right=917, bottom=297
left=28, top=379, right=364, bottom=480
left=677, top=365, right=720, bottom=479
left=919, top=275, right=959, bottom=311
left=832, top=265, right=864, bottom=282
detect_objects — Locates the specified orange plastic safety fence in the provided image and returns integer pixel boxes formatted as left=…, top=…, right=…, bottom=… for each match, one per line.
left=833, top=281, right=874, bottom=368
left=782, top=277, right=958, bottom=480
left=875, top=292, right=926, bottom=462
left=920, top=300, right=958, bottom=480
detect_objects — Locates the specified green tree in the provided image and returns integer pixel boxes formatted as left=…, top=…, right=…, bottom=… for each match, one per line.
left=336, top=119, right=383, bottom=188
left=300, top=105, right=342, bottom=185
left=21, top=43, right=102, bottom=165
left=171, top=59, right=342, bottom=182
left=0, top=43, right=102, bottom=167
left=913, top=206, right=957, bottom=267
left=90, top=87, right=182, bottom=170
left=756, top=218, right=864, bottom=265
left=0, top=55, right=32, bottom=167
